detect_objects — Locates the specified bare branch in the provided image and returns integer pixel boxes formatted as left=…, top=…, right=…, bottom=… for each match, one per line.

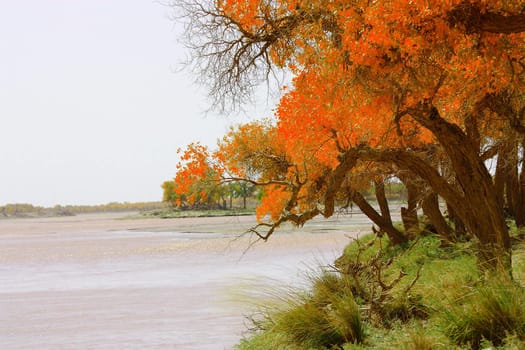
left=167, top=0, right=342, bottom=112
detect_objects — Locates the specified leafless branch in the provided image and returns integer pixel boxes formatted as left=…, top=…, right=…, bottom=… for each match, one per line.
left=166, top=0, right=342, bottom=112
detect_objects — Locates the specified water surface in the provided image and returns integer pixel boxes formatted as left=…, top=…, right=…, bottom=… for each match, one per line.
left=0, top=213, right=373, bottom=349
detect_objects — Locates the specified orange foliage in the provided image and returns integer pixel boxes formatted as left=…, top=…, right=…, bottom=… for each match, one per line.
left=171, top=143, right=220, bottom=208
left=180, top=0, right=525, bottom=229
left=255, top=185, right=290, bottom=222
left=216, top=120, right=285, bottom=181
left=173, top=143, right=211, bottom=196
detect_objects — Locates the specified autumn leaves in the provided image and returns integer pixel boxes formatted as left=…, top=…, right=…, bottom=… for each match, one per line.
left=168, top=0, right=525, bottom=270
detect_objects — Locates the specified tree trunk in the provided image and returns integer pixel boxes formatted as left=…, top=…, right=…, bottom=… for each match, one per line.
left=494, top=147, right=507, bottom=211
left=399, top=178, right=420, bottom=237
left=447, top=4, right=525, bottom=34
left=422, top=193, right=455, bottom=244
left=446, top=201, right=467, bottom=238
left=504, top=143, right=519, bottom=219
left=374, top=180, right=393, bottom=226
left=354, top=106, right=512, bottom=272
left=413, top=107, right=511, bottom=272
left=517, top=169, right=525, bottom=227
left=350, top=189, right=408, bottom=245
left=243, top=196, right=247, bottom=209
left=516, top=139, right=525, bottom=227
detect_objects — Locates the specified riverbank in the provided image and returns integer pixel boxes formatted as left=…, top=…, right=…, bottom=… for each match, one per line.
left=236, top=231, right=525, bottom=350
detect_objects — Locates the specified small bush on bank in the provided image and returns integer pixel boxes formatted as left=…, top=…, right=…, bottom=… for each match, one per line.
left=336, top=234, right=432, bottom=327
left=442, top=276, right=525, bottom=349
left=257, top=271, right=365, bottom=349
left=381, top=293, right=428, bottom=324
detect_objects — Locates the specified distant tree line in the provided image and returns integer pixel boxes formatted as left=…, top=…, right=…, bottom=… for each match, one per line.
left=0, top=202, right=166, bottom=218
left=162, top=178, right=258, bottom=210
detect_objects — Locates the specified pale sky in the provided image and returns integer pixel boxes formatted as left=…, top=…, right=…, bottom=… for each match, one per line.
left=0, top=0, right=271, bottom=207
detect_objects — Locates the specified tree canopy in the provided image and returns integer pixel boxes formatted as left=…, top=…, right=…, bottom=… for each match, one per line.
left=169, top=0, right=525, bottom=272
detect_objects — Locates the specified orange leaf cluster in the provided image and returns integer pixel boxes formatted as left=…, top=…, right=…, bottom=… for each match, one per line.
left=176, top=0, right=525, bottom=227
left=255, top=185, right=290, bottom=222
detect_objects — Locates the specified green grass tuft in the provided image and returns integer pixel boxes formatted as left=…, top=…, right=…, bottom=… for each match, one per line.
left=236, top=271, right=365, bottom=349
left=441, top=276, right=525, bottom=349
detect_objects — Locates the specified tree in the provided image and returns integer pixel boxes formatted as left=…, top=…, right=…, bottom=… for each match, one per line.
left=171, top=143, right=222, bottom=209
left=161, top=180, right=178, bottom=206
left=172, top=0, right=525, bottom=273
left=168, top=141, right=260, bottom=210
left=230, top=181, right=256, bottom=209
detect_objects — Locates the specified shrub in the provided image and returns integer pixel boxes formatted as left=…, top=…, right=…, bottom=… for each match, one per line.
left=442, top=276, right=525, bottom=348
left=241, top=271, right=365, bottom=349
left=382, top=293, right=429, bottom=324
left=279, top=271, right=365, bottom=347
left=335, top=234, right=428, bottom=326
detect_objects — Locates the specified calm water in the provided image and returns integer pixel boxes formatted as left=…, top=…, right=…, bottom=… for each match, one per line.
left=0, top=213, right=374, bottom=349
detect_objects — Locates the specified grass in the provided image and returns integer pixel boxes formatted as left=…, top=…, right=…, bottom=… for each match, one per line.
left=442, top=275, right=525, bottom=348
left=239, top=271, right=365, bottom=349
left=235, top=233, right=525, bottom=350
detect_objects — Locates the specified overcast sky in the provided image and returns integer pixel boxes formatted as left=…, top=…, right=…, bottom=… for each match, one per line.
left=0, top=0, right=272, bottom=207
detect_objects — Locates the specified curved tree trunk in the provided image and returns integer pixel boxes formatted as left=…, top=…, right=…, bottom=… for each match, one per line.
left=413, top=107, right=511, bottom=272
left=446, top=201, right=467, bottom=238
left=350, top=189, right=408, bottom=245
left=422, top=193, right=455, bottom=244
left=374, top=179, right=393, bottom=226
left=398, top=177, right=420, bottom=237
left=447, top=4, right=525, bottom=34
left=338, top=106, right=511, bottom=272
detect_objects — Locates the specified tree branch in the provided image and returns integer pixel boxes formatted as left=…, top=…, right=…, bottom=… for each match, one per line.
left=447, top=2, right=525, bottom=34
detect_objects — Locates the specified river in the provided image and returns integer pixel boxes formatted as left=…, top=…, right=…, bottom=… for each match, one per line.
left=0, top=212, right=374, bottom=349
